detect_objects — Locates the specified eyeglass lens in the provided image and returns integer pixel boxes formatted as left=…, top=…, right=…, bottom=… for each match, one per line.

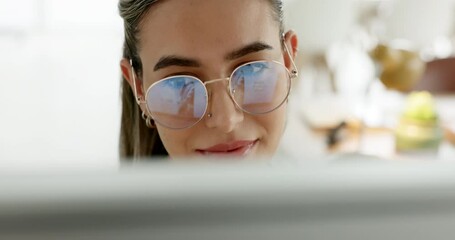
left=145, top=61, right=290, bottom=129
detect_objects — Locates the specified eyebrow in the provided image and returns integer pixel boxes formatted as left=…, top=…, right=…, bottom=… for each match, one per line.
left=153, top=41, right=273, bottom=72
left=225, top=41, right=273, bottom=61
left=154, top=56, right=200, bottom=71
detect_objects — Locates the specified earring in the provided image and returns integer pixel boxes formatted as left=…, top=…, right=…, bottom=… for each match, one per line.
left=142, top=111, right=155, bottom=128
left=207, top=113, right=213, bottom=118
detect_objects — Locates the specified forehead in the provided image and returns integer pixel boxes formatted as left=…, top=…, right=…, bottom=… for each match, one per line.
left=137, top=0, right=280, bottom=63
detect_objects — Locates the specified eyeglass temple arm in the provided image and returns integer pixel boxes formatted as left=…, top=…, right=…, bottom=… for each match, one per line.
left=282, top=34, right=299, bottom=79
left=129, top=40, right=297, bottom=104
left=129, top=59, right=146, bottom=105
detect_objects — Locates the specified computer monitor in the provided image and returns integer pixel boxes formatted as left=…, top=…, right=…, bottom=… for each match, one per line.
left=1, top=158, right=455, bottom=240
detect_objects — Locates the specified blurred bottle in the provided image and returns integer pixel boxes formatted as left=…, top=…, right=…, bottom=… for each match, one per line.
left=370, top=43, right=426, bottom=92
left=395, top=92, right=443, bottom=154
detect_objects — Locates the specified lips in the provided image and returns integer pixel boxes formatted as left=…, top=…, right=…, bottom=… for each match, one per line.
left=196, top=140, right=258, bottom=157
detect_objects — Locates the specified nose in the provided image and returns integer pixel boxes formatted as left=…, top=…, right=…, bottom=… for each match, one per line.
left=205, top=83, right=244, bottom=133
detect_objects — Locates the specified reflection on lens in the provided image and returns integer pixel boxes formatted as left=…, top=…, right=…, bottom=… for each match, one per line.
left=231, top=61, right=290, bottom=114
left=146, top=76, right=207, bottom=129
left=143, top=61, right=290, bottom=129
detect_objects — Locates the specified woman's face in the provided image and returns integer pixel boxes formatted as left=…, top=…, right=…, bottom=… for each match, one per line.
left=125, top=0, right=298, bottom=159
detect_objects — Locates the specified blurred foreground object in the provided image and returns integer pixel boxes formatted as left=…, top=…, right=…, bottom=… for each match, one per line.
left=4, top=160, right=455, bottom=239
left=395, top=92, right=443, bottom=153
left=370, top=43, right=426, bottom=92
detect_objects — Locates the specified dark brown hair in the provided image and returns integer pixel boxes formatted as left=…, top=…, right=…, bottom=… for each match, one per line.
left=118, top=0, right=285, bottom=159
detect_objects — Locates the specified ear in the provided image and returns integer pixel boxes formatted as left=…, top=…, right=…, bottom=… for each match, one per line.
left=282, top=30, right=299, bottom=71
left=120, top=58, right=145, bottom=103
left=120, top=58, right=149, bottom=116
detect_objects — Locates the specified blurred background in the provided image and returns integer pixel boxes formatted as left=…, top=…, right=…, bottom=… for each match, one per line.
left=0, top=0, right=122, bottom=168
left=1, top=0, right=455, bottom=168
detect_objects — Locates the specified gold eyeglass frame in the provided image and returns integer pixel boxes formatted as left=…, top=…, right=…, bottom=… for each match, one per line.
left=130, top=36, right=298, bottom=130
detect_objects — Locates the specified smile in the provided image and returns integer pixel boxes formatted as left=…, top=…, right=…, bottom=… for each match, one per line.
left=196, top=140, right=258, bottom=157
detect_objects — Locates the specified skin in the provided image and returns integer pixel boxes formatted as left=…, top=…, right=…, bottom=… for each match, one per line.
left=121, top=0, right=298, bottom=159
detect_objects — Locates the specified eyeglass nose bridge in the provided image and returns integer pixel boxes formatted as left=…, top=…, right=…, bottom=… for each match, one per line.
left=202, top=77, right=242, bottom=111
left=203, top=77, right=229, bottom=86
left=202, top=76, right=232, bottom=96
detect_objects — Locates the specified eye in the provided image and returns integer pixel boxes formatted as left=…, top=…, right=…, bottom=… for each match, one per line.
left=240, top=62, right=269, bottom=75
left=233, top=61, right=265, bottom=77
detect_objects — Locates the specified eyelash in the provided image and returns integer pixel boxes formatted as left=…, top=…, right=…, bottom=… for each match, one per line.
left=162, top=57, right=267, bottom=80
left=164, top=71, right=199, bottom=79
left=229, top=59, right=264, bottom=74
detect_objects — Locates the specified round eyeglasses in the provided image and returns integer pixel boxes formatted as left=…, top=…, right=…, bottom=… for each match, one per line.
left=131, top=47, right=298, bottom=130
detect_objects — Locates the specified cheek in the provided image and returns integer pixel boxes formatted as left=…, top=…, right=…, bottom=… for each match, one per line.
left=156, top=126, right=193, bottom=157
left=255, top=105, right=287, bottom=154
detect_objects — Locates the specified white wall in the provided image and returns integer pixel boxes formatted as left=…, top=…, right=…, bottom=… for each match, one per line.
left=284, top=0, right=358, bottom=55
left=284, top=0, right=455, bottom=54
left=385, top=0, right=455, bottom=48
left=0, top=0, right=123, bottom=168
